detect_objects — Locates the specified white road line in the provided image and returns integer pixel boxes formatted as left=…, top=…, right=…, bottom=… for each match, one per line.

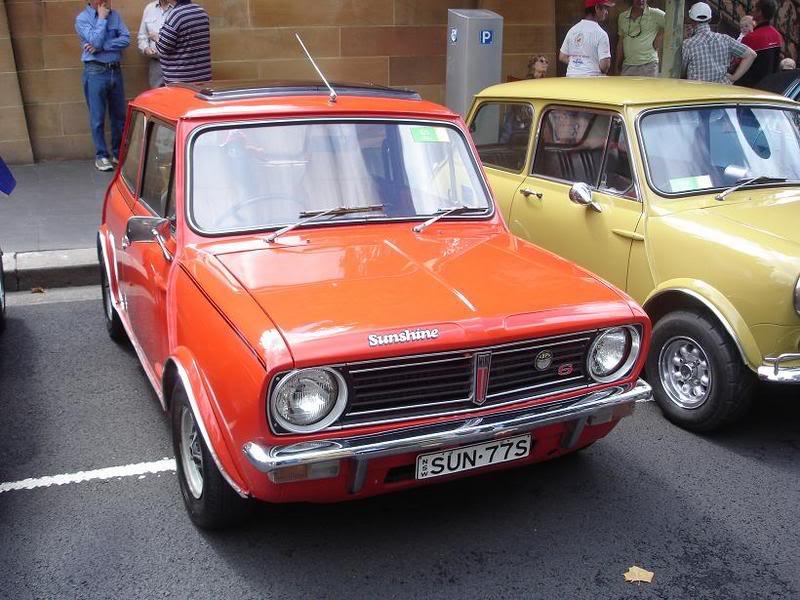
left=0, top=458, right=176, bottom=494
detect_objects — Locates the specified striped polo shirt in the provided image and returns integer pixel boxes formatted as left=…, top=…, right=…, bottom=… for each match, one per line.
left=156, top=0, right=211, bottom=83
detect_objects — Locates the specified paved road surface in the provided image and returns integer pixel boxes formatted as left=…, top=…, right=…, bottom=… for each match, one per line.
left=1, top=289, right=798, bottom=599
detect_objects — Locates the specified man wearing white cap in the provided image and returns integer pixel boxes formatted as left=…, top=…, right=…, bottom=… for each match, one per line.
left=560, top=0, right=615, bottom=77
left=682, top=2, right=756, bottom=84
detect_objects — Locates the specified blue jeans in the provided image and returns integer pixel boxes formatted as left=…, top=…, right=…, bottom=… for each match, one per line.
left=82, top=63, right=126, bottom=159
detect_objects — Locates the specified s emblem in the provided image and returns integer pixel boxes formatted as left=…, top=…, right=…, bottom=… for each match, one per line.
left=534, top=350, right=553, bottom=371
left=558, top=364, right=574, bottom=376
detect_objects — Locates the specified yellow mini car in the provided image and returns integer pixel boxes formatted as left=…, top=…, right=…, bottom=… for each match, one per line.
left=467, top=78, right=800, bottom=432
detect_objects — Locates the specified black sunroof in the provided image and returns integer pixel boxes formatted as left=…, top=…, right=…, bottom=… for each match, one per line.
left=171, top=81, right=421, bottom=102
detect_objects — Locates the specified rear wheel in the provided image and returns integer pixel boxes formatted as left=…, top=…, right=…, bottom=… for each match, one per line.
left=646, top=310, right=755, bottom=432
left=171, top=383, right=250, bottom=530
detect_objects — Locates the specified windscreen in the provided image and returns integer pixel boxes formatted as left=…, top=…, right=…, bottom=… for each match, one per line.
left=640, top=106, right=800, bottom=195
left=190, top=121, right=491, bottom=232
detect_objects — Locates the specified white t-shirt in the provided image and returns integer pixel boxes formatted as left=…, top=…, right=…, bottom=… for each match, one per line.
left=560, top=19, right=611, bottom=77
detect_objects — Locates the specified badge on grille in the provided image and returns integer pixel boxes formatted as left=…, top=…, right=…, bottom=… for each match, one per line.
left=558, top=364, right=574, bottom=376
left=535, top=350, right=553, bottom=371
left=473, top=352, right=492, bottom=405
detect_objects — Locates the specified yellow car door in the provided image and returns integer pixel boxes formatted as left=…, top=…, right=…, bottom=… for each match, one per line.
left=468, top=100, right=535, bottom=223
left=507, top=107, right=643, bottom=291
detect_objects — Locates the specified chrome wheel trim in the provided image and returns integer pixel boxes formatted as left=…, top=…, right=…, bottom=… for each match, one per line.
left=101, top=269, right=113, bottom=322
left=180, top=406, right=204, bottom=499
left=658, top=336, right=713, bottom=410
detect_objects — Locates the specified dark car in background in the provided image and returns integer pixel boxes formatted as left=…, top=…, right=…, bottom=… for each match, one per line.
left=756, top=69, right=800, bottom=101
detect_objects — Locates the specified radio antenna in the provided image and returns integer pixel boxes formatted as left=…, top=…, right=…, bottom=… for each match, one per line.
left=295, top=33, right=337, bottom=103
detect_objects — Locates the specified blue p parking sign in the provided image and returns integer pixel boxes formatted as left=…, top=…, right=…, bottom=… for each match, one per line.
left=480, top=29, right=493, bottom=45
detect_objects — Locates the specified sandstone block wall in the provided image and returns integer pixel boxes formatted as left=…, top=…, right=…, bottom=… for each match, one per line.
left=1, top=0, right=34, bottom=164
left=4, top=0, right=557, bottom=162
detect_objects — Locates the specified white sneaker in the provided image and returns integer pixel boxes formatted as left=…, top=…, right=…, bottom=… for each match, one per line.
left=95, top=157, right=114, bottom=172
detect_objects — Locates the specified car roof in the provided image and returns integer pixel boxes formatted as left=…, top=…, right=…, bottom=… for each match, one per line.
left=476, top=76, right=794, bottom=108
left=130, top=81, right=458, bottom=123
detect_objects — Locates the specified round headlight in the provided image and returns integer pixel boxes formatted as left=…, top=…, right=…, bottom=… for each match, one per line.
left=271, top=368, right=348, bottom=433
left=587, top=326, right=641, bottom=383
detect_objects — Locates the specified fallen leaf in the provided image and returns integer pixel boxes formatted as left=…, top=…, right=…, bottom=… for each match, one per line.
left=31, top=287, right=45, bottom=294
left=624, top=566, right=654, bottom=583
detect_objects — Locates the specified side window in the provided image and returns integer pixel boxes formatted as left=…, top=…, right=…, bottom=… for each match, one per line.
left=532, top=109, right=611, bottom=186
left=120, top=112, right=145, bottom=193
left=140, top=123, right=176, bottom=219
left=469, top=102, right=533, bottom=172
left=599, top=117, right=637, bottom=199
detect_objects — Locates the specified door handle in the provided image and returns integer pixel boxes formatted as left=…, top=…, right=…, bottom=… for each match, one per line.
left=520, top=187, right=543, bottom=199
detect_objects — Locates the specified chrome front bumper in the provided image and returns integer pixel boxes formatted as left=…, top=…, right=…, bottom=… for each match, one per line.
left=758, top=353, right=800, bottom=384
left=243, top=380, right=652, bottom=481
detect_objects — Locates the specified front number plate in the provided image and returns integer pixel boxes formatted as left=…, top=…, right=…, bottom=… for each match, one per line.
left=415, top=434, right=532, bottom=480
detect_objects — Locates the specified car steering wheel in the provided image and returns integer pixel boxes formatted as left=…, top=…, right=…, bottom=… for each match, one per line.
left=213, top=195, right=289, bottom=229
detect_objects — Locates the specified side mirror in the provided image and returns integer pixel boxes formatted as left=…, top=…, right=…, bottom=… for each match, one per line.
left=124, top=216, right=173, bottom=262
left=568, top=182, right=602, bottom=213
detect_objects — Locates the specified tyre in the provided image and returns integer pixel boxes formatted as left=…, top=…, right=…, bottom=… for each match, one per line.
left=97, top=244, right=127, bottom=343
left=646, top=310, right=756, bottom=432
left=0, top=253, right=6, bottom=334
left=171, top=383, right=250, bottom=530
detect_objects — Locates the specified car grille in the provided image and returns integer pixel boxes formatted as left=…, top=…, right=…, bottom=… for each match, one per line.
left=335, top=332, right=594, bottom=428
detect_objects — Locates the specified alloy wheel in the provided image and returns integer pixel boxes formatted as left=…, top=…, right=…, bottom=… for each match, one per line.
left=179, top=406, right=204, bottom=499
left=658, top=336, right=713, bottom=410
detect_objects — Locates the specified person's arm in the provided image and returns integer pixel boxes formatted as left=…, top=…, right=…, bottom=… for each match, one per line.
left=615, top=12, right=626, bottom=74
left=75, top=9, right=108, bottom=50
left=655, top=30, right=664, bottom=65
left=138, top=7, right=151, bottom=54
left=681, top=41, right=689, bottom=78
left=103, top=13, right=130, bottom=51
left=559, top=35, right=570, bottom=65
left=728, top=47, right=756, bottom=83
left=598, top=33, right=611, bottom=74
left=156, top=16, right=178, bottom=56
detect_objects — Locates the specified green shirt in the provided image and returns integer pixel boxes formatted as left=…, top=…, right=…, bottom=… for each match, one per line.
left=618, top=5, right=665, bottom=66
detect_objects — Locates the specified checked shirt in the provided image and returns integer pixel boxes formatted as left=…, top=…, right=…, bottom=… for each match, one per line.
left=682, top=23, right=750, bottom=84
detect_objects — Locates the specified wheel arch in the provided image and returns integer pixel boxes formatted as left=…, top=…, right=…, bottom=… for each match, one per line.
left=96, top=227, right=122, bottom=307
left=163, top=348, right=251, bottom=498
left=643, top=281, right=761, bottom=372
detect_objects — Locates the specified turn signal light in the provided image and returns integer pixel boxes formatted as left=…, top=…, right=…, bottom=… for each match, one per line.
left=268, top=460, right=340, bottom=484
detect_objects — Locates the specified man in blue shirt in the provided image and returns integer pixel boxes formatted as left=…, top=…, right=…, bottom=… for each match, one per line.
left=75, top=0, right=130, bottom=171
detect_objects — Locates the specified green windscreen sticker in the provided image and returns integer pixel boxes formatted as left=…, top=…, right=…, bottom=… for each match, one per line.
left=669, top=175, right=712, bottom=192
left=410, top=126, right=449, bottom=143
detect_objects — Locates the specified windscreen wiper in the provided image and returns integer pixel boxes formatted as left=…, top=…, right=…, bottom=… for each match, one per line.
left=412, top=206, right=487, bottom=234
left=264, top=204, right=384, bottom=243
left=715, top=175, right=787, bottom=201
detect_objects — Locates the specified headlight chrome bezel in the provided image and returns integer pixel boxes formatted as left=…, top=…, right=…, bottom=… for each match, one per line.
left=270, top=367, right=348, bottom=434
left=586, top=325, right=642, bottom=384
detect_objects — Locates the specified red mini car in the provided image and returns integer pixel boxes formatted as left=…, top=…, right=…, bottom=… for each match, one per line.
left=98, top=82, right=652, bottom=529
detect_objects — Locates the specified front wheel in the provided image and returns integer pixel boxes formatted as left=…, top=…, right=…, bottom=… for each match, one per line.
left=97, top=245, right=127, bottom=343
left=646, top=310, right=755, bottom=432
left=171, top=383, right=250, bottom=529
